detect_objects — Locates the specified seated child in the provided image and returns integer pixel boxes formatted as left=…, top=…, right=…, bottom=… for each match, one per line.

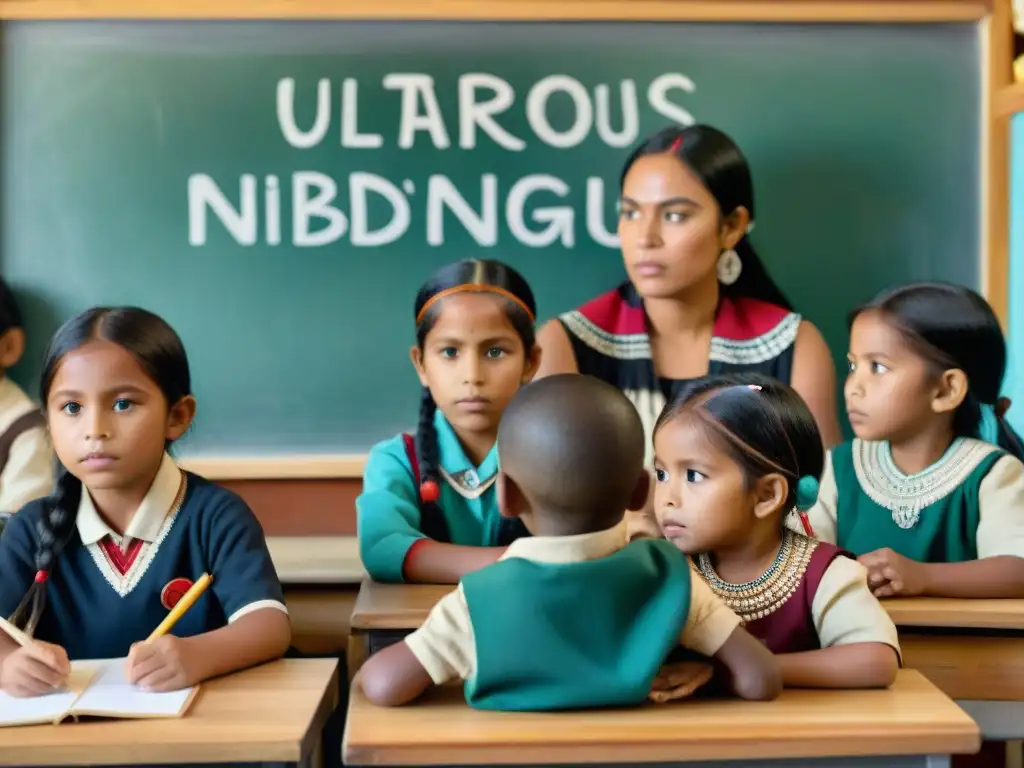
left=799, top=282, right=1024, bottom=598
left=0, top=306, right=290, bottom=697
left=357, top=259, right=539, bottom=585
left=653, top=373, right=899, bottom=689
left=358, top=374, right=781, bottom=710
left=0, top=278, right=53, bottom=524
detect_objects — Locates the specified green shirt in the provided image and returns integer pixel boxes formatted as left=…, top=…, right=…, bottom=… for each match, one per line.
left=829, top=438, right=1003, bottom=562
left=461, top=538, right=692, bottom=711
left=357, top=410, right=503, bottom=582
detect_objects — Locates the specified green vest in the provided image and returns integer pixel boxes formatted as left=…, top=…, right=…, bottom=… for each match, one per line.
left=833, top=438, right=1003, bottom=562
left=461, top=538, right=692, bottom=711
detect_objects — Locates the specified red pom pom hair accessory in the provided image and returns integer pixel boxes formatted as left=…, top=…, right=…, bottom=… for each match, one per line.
left=420, top=480, right=440, bottom=503
left=34, top=570, right=48, bottom=583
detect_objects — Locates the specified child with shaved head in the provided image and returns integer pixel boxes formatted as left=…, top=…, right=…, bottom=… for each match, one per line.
left=358, top=374, right=780, bottom=711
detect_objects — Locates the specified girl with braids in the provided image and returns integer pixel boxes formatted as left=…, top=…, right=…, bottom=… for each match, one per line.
left=652, top=373, right=899, bottom=691
left=0, top=307, right=290, bottom=698
left=534, top=125, right=840, bottom=539
left=799, top=283, right=1024, bottom=599
left=357, top=259, right=540, bottom=584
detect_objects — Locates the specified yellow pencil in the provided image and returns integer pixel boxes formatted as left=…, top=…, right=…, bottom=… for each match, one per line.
left=146, top=573, right=213, bottom=642
left=0, top=615, right=30, bottom=647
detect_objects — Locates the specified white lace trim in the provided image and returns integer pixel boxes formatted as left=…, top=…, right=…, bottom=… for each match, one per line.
left=852, top=438, right=997, bottom=529
left=560, top=310, right=801, bottom=365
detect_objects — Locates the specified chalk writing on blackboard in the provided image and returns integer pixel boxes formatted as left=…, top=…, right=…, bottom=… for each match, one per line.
left=187, top=72, right=696, bottom=250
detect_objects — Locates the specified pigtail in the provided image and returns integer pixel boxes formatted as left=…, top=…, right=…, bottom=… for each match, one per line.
left=9, top=468, right=81, bottom=636
left=414, top=386, right=449, bottom=542
left=989, top=398, right=1024, bottom=460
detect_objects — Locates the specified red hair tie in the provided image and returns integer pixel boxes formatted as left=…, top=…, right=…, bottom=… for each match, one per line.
left=34, top=570, right=49, bottom=584
left=669, top=136, right=683, bottom=152
left=420, top=480, right=440, bottom=504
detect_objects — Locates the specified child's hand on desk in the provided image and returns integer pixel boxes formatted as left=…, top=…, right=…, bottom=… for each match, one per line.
left=0, top=640, right=70, bottom=697
left=858, top=548, right=926, bottom=597
left=126, top=635, right=199, bottom=692
left=648, top=661, right=715, bottom=704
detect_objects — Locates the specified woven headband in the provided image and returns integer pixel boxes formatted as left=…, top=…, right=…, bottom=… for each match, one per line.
left=415, top=284, right=535, bottom=325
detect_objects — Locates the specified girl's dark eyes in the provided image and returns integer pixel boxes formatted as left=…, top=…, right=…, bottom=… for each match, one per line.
left=113, top=399, right=134, bottom=412
left=61, top=402, right=81, bottom=415
left=686, top=469, right=707, bottom=483
left=654, top=468, right=667, bottom=482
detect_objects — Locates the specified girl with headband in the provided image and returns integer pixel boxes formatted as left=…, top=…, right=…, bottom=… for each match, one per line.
left=357, top=259, right=540, bottom=584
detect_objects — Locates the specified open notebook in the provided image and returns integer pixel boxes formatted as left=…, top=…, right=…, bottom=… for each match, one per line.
left=0, top=658, right=198, bottom=727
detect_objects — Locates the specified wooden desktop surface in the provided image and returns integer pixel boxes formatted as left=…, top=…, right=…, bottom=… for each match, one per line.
left=0, top=658, right=339, bottom=766
left=349, top=580, right=1024, bottom=632
left=344, top=670, right=979, bottom=765
left=269, top=536, right=365, bottom=584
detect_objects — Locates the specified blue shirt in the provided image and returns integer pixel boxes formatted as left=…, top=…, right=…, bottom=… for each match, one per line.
left=0, top=454, right=286, bottom=660
left=358, top=410, right=511, bottom=583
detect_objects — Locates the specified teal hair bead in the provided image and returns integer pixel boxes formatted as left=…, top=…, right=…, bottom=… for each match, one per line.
left=795, top=475, right=820, bottom=511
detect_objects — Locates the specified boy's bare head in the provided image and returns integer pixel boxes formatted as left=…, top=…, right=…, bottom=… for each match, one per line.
left=497, top=374, right=648, bottom=535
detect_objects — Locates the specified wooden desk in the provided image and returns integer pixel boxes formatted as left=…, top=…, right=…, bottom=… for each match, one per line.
left=347, top=581, right=447, bottom=674
left=347, top=584, right=1024, bottom=710
left=344, top=670, right=979, bottom=767
left=881, top=598, right=1024, bottom=742
left=0, top=658, right=339, bottom=767
left=882, top=598, right=1024, bottom=631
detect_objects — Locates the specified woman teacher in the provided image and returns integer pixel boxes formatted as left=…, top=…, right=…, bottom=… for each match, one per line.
left=537, top=124, right=841, bottom=477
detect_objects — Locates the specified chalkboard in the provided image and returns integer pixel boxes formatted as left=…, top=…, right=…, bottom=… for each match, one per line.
left=0, top=20, right=979, bottom=457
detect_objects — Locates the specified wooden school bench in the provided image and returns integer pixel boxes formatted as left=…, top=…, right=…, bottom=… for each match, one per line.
left=343, top=669, right=979, bottom=768
left=0, top=658, right=339, bottom=767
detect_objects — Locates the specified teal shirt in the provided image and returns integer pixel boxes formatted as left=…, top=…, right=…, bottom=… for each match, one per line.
left=357, top=410, right=503, bottom=582
left=462, top=539, right=692, bottom=711
left=830, top=438, right=1003, bottom=563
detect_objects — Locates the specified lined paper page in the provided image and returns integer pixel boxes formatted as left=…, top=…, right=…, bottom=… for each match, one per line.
left=0, top=667, right=95, bottom=727
left=70, top=659, right=193, bottom=718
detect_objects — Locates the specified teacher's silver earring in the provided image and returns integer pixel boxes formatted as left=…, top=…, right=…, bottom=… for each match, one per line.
left=716, top=249, right=742, bottom=286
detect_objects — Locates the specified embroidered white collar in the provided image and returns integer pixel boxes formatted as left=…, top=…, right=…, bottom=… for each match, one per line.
left=852, top=438, right=997, bottom=529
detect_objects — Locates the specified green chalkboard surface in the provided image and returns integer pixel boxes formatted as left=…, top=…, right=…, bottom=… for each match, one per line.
left=1, top=21, right=979, bottom=456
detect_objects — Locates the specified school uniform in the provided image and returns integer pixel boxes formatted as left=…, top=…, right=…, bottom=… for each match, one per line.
left=0, top=453, right=287, bottom=659
left=694, top=530, right=900, bottom=657
left=799, top=438, right=1024, bottom=562
left=559, top=282, right=801, bottom=465
left=0, top=377, right=53, bottom=513
left=404, top=521, right=742, bottom=711
left=358, top=409, right=525, bottom=583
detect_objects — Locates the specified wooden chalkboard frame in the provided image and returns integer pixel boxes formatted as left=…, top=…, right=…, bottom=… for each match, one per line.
left=0, top=0, right=1009, bottom=482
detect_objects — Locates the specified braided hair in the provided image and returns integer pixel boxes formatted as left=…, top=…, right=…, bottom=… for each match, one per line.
left=412, top=260, right=537, bottom=541
left=9, top=306, right=192, bottom=636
